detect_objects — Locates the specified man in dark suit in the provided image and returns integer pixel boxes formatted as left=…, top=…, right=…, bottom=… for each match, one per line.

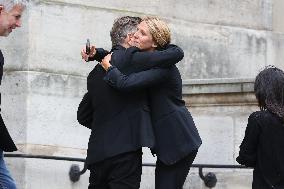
left=0, top=1, right=27, bottom=189
left=78, top=16, right=183, bottom=189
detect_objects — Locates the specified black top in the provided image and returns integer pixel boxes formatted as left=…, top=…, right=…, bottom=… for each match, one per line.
left=77, top=45, right=184, bottom=165
left=237, top=111, right=284, bottom=189
left=0, top=50, right=17, bottom=152
left=104, top=55, right=202, bottom=165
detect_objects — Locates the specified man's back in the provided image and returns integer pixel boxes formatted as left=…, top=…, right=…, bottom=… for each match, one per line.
left=84, top=45, right=154, bottom=165
left=86, top=45, right=150, bottom=126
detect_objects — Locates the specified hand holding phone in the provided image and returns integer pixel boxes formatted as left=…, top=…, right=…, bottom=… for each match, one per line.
left=81, top=39, right=96, bottom=62
left=86, top=39, right=91, bottom=55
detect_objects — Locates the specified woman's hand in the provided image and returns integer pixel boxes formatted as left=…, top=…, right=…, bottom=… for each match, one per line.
left=81, top=46, right=96, bottom=62
left=101, top=53, right=113, bottom=71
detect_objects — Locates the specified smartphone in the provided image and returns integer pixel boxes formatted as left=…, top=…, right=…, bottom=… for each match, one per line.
left=86, top=39, right=90, bottom=55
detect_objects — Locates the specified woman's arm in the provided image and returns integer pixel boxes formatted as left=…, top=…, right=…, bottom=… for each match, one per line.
left=77, top=92, right=93, bottom=129
left=236, top=113, right=260, bottom=167
left=104, top=66, right=171, bottom=92
left=125, top=44, right=184, bottom=72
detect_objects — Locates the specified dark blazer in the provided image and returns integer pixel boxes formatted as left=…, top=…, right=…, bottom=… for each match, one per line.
left=104, top=59, right=202, bottom=165
left=77, top=45, right=184, bottom=165
left=237, top=111, right=284, bottom=189
left=0, top=50, right=17, bottom=152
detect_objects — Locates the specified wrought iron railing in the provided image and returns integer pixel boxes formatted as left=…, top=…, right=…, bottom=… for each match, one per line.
left=4, top=153, right=252, bottom=188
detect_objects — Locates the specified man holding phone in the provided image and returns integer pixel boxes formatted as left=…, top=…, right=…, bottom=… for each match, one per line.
left=0, top=1, right=27, bottom=188
left=78, top=17, right=151, bottom=189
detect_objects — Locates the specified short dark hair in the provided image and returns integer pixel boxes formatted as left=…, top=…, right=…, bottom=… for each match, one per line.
left=254, top=65, right=284, bottom=120
left=110, top=16, right=141, bottom=47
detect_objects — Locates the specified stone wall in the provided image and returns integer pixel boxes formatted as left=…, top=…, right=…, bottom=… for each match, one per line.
left=273, top=0, right=284, bottom=33
left=0, top=0, right=283, bottom=188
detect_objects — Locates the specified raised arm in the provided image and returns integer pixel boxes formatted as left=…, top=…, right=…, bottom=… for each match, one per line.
left=77, top=92, right=93, bottom=129
left=129, top=44, right=184, bottom=71
left=104, top=66, right=171, bottom=92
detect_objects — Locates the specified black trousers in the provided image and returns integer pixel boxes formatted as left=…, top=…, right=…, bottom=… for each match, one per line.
left=88, top=149, right=142, bottom=189
left=155, top=150, right=198, bottom=189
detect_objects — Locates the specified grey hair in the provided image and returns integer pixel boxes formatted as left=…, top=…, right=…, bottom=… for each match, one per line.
left=110, top=16, right=141, bottom=47
left=0, top=0, right=28, bottom=11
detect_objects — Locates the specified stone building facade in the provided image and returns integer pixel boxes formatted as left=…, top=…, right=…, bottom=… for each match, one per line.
left=0, top=0, right=283, bottom=188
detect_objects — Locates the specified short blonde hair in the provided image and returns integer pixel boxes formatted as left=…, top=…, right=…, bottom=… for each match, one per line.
left=143, top=16, right=171, bottom=48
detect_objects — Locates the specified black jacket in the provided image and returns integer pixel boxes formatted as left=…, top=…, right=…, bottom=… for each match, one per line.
left=103, top=53, right=202, bottom=165
left=0, top=50, right=17, bottom=152
left=77, top=45, right=184, bottom=165
left=237, top=111, right=284, bottom=189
